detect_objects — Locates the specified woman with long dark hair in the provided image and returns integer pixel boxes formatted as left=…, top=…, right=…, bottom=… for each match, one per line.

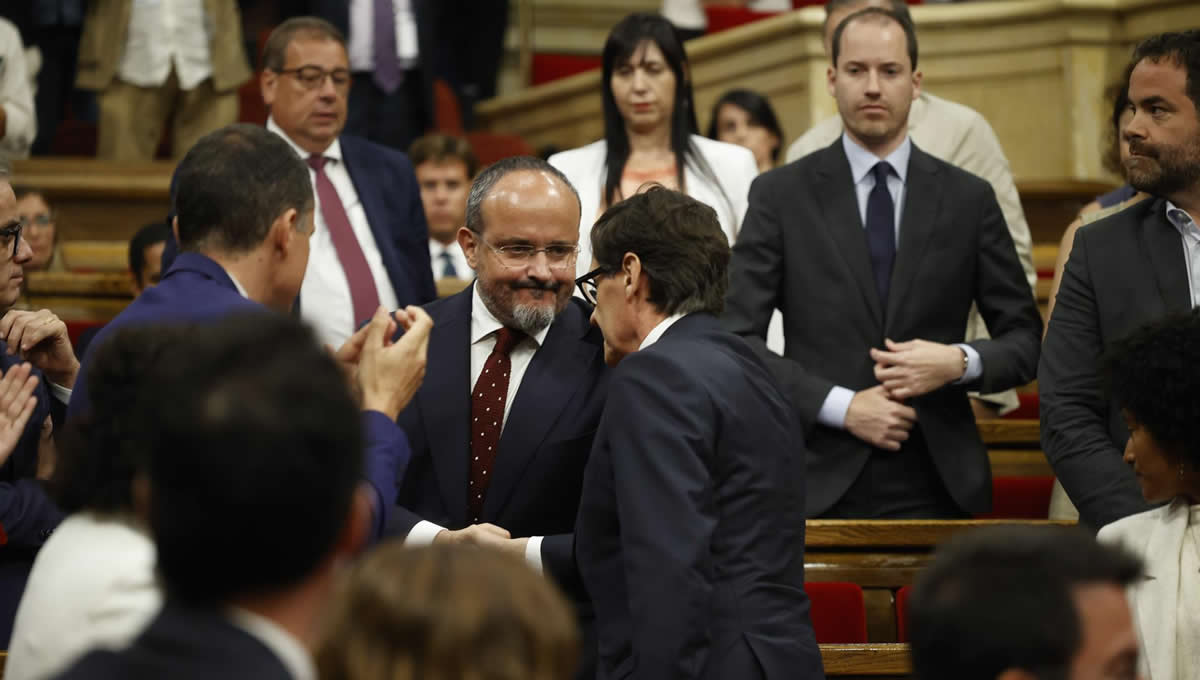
left=550, top=12, right=758, bottom=277
left=707, top=88, right=784, bottom=174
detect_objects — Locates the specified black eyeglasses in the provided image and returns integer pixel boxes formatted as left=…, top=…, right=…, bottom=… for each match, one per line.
left=0, top=220, right=22, bottom=259
left=275, top=66, right=352, bottom=90
left=574, top=266, right=613, bottom=305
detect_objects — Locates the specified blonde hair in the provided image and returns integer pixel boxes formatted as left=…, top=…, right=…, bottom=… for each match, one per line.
left=316, top=543, right=579, bottom=680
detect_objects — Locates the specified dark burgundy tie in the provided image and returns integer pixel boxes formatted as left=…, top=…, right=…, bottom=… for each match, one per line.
left=468, top=327, right=524, bottom=522
left=306, top=154, right=380, bottom=329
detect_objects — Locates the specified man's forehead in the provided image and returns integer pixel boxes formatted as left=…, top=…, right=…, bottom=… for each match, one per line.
left=839, top=19, right=908, bottom=59
left=1130, top=57, right=1188, bottom=97
left=417, top=159, right=470, bottom=179
left=285, top=37, right=348, bottom=67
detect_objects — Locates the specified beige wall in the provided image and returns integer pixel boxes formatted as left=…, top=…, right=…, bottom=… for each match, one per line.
left=481, top=0, right=1200, bottom=183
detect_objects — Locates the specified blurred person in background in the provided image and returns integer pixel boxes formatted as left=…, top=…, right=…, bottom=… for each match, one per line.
left=707, top=88, right=784, bottom=174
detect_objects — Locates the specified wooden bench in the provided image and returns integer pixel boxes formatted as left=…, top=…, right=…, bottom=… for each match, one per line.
left=61, top=241, right=131, bottom=272
left=25, top=271, right=134, bottom=322
left=822, top=644, right=911, bottom=678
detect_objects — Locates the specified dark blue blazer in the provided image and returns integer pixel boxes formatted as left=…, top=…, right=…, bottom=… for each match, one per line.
left=67, top=253, right=409, bottom=538
left=54, top=602, right=294, bottom=680
left=574, top=314, right=824, bottom=680
left=391, top=286, right=607, bottom=596
left=160, top=134, right=437, bottom=313
left=0, top=349, right=64, bottom=647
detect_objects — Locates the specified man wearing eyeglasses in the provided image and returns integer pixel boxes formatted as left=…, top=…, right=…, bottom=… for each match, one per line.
left=390, top=155, right=607, bottom=680
left=259, top=17, right=435, bottom=350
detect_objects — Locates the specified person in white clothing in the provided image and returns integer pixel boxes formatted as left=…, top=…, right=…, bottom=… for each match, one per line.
left=660, top=0, right=792, bottom=41
left=0, top=18, right=36, bottom=172
left=1097, top=310, right=1200, bottom=680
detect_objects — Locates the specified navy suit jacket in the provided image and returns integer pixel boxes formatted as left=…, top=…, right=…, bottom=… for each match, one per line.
left=575, top=314, right=824, bottom=680
left=0, top=349, right=64, bottom=646
left=55, top=602, right=294, bottom=680
left=160, top=134, right=437, bottom=312
left=391, top=286, right=607, bottom=597
left=67, top=253, right=409, bottom=538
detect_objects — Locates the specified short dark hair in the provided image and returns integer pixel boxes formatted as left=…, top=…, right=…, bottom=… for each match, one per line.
left=52, top=324, right=189, bottom=515
left=832, top=7, right=919, bottom=71
left=706, top=89, right=786, bottom=164
left=262, top=16, right=346, bottom=72
left=910, top=525, right=1142, bottom=680
left=408, top=134, right=480, bottom=178
left=590, top=185, right=729, bottom=316
left=465, top=156, right=580, bottom=234
left=173, top=123, right=313, bottom=254
left=144, top=312, right=363, bottom=604
left=823, top=0, right=912, bottom=36
left=128, top=222, right=169, bottom=283
left=1106, top=309, right=1200, bottom=466
left=10, top=184, right=45, bottom=202
left=1129, top=30, right=1200, bottom=114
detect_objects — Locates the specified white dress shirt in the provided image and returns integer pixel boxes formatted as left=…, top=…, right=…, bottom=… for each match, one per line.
left=1166, top=201, right=1200, bottom=308
left=0, top=18, right=36, bottom=165
left=639, top=314, right=685, bottom=350
left=406, top=283, right=552, bottom=571
left=428, top=238, right=471, bottom=281
left=227, top=607, right=316, bottom=680
left=267, top=118, right=400, bottom=349
left=116, top=0, right=213, bottom=89
left=347, top=0, right=420, bottom=72
left=816, top=133, right=982, bottom=430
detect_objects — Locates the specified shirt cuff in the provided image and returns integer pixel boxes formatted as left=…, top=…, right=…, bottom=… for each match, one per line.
left=48, top=381, right=72, bottom=404
left=524, top=535, right=545, bottom=575
left=817, top=386, right=855, bottom=429
left=405, top=520, right=447, bottom=546
left=953, top=344, right=983, bottom=384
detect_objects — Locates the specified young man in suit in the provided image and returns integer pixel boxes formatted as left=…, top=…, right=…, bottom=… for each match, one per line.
left=56, top=313, right=379, bottom=680
left=1041, top=30, right=1200, bottom=530
left=723, top=7, right=1041, bottom=519
left=261, top=17, right=436, bottom=349
left=67, top=124, right=431, bottom=541
left=576, top=186, right=823, bottom=680
left=390, top=155, right=606, bottom=678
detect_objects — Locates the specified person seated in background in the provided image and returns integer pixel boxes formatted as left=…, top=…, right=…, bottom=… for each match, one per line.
left=12, top=187, right=63, bottom=272
left=73, top=222, right=170, bottom=360
left=7, top=325, right=183, bottom=680
left=1097, top=310, right=1200, bottom=680
left=909, top=525, right=1142, bottom=680
left=316, top=543, right=579, bottom=680
left=408, top=134, right=476, bottom=286
left=788, top=0, right=1037, bottom=419
left=55, top=312, right=387, bottom=680
left=707, top=88, right=784, bottom=174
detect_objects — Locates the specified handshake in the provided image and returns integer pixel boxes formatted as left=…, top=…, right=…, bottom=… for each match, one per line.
left=433, top=523, right=529, bottom=559
left=846, top=338, right=969, bottom=451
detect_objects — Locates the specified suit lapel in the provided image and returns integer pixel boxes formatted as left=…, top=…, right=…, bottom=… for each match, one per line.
left=424, top=289, right=474, bottom=528
left=340, top=136, right=408, bottom=300
left=1136, top=500, right=1187, bottom=680
left=1141, top=200, right=1192, bottom=315
left=816, top=143, right=884, bottom=328
left=483, top=311, right=598, bottom=519
left=885, top=148, right=941, bottom=332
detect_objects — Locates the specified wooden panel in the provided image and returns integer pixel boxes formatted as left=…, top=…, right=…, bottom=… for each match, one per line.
left=864, top=588, right=898, bottom=644
left=62, top=241, right=131, bottom=272
left=821, top=643, right=912, bottom=677
left=26, top=272, right=133, bottom=297
left=977, top=419, right=1040, bottom=447
left=989, top=449, right=1054, bottom=478
left=805, top=553, right=927, bottom=588
left=806, top=519, right=1073, bottom=548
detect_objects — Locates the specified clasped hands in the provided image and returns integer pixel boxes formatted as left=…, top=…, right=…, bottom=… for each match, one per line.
left=331, top=305, right=433, bottom=420
left=434, top=523, right=529, bottom=559
left=845, top=338, right=966, bottom=451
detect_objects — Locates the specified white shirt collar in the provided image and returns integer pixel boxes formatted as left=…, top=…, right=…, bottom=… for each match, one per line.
left=841, top=132, right=911, bottom=185
left=638, top=313, right=686, bottom=351
left=224, top=268, right=250, bottom=299
left=470, top=282, right=552, bottom=348
left=226, top=607, right=316, bottom=680
left=1166, top=201, right=1200, bottom=241
left=266, top=117, right=343, bottom=165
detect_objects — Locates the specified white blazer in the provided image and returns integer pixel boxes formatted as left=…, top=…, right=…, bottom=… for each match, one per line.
left=1097, top=499, right=1191, bottom=680
left=549, top=134, right=757, bottom=278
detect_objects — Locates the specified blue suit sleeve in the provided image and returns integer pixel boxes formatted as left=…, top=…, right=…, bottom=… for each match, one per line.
left=362, top=410, right=412, bottom=541
left=0, top=479, right=64, bottom=549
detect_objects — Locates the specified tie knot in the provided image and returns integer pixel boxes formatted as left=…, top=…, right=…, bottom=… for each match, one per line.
left=492, top=327, right=524, bottom=356
left=306, top=154, right=327, bottom=172
left=871, top=161, right=893, bottom=184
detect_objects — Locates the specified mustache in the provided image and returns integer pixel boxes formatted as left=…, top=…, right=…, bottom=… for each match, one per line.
left=1127, top=141, right=1158, bottom=158
left=511, top=279, right=561, bottom=292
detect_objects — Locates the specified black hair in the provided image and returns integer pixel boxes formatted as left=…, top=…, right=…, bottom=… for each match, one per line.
left=144, top=312, right=363, bottom=604
left=263, top=16, right=346, bottom=72
left=831, top=7, right=919, bottom=71
left=128, top=222, right=170, bottom=286
left=174, top=123, right=313, bottom=254
left=590, top=185, right=729, bottom=316
left=705, top=89, right=786, bottom=164
left=1129, top=30, right=1200, bottom=114
left=910, top=525, right=1142, bottom=680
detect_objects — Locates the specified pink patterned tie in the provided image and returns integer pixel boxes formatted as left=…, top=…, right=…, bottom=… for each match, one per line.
left=306, top=154, right=380, bottom=329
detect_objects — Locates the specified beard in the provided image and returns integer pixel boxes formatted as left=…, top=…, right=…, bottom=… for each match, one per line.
left=1125, top=136, right=1200, bottom=197
left=477, top=275, right=568, bottom=335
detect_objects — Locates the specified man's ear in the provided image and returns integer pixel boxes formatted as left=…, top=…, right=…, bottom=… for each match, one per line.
left=911, top=68, right=923, bottom=100
left=827, top=64, right=837, bottom=97
left=621, top=252, right=643, bottom=301
left=458, top=226, right=479, bottom=269
left=171, top=216, right=181, bottom=248
left=334, top=484, right=373, bottom=560
left=272, top=208, right=300, bottom=257
left=260, top=69, right=277, bottom=108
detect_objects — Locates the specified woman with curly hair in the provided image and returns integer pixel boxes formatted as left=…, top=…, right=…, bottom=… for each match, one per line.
left=1098, top=310, right=1200, bottom=680
left=316, top=543, right=579, bottom=680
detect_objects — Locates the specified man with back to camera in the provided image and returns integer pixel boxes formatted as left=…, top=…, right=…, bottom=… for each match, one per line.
left=724, top=8, right=1042, bottom=519
left=575, top=186, right=823, bottom=680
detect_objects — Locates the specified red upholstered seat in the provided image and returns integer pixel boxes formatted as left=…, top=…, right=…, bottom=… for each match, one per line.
left=803, top=581, right=868, bottom=643
left=704, top=6, right=781, bottom=33
left=895, top=585, right=912, bottom=642
left=531, top=54, right=603, bottom=86
left=465, top=132, right=536, bottom=166
left=66, top=319, right=107, bottom=352
left=976, top=476, right=1055, bottom=519
left=1004, top=392, right=1040, bottom=420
